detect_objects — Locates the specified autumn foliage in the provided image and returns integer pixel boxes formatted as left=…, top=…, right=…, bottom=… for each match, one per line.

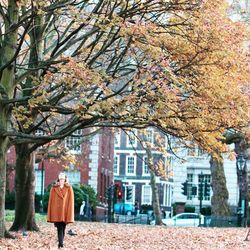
left=3, top=0, right=248, bottom=154
left=0, top=0, right=250, bottom=237
left=1, top=222, right=250, bottom=249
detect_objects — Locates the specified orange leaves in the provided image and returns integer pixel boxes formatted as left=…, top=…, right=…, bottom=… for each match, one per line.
left=118, top=0, right=250, bottom=152
left=9, top=0, right=249, bottom=156
left=2, top=222, right=250, bottom=249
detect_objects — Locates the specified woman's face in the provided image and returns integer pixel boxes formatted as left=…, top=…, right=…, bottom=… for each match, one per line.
left=59, top=177, right=65, bottom=186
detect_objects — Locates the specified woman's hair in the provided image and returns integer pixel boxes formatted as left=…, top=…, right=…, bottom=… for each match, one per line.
left=56, top=172, right=69, bottom=184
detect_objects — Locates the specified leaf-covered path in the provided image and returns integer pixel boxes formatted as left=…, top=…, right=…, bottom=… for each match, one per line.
left=0, top=222, right=249, bottom=249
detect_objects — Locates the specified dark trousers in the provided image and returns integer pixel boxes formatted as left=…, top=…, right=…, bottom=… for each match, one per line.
left=55, top=222, right=66, bottom=247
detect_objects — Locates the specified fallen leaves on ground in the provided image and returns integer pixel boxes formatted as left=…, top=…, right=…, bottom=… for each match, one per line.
left=0, top=222, right=249, bottom=249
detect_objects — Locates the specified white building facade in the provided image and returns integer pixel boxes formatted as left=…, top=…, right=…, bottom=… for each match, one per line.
left=173, top=147, right=239, bottom=213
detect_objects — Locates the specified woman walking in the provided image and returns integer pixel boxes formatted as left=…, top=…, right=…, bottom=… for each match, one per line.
left=47, top=172, right=74, bottom=248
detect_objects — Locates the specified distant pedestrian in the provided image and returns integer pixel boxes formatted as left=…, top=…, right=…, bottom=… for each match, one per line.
left=161, top=208, right=166, bottom=219
left=134, top=200, right=139, bottom=216
left=47, top=172, right=74, bottom=249
left=79, top=201, right=86, bottom=220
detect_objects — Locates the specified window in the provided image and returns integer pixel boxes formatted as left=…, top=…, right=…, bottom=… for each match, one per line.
left=197, top=147, right=206, bottom=157
left=178, top=214, right=185, bottom=219
left=35, top=169, right=44, bottom=195
left=189, top=214, right=199, bottom=219
left=187, top=174, right=193, bottom=200
left=126, top=129, right=137, bottom=148
left=163, top=184, right=171, bottom=206
left=187, top=145, right=206, bottom=158
left=113, top=155, right=120, bottom=175
left=165, top=135, right=175, bottom=150
left=66, top=171, right=81, bottom=185
left=187, top=147, right=195, bottom=156
left=35, top=130, right=45, bottom=136
left=114, top=132, right=121, bottom=147
left=142, top=156, right=150, bottom=175
left=35, top=130, right=45, bottom=150
left=142, top=185, right=151, bottom=204
left=146, top=128, right=154, bottom=144
left=65, top=129, right=82, bottom=154
left=203, top=174, right=211, bottom=184
left=198, top=174, right=211, bottom=201
left=187, top=174, right=193, bottom=183
left=126, top=156, right=136, bottom=175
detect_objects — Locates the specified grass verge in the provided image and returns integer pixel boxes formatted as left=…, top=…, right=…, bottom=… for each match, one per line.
left=5, top=210, right=47, bottom=222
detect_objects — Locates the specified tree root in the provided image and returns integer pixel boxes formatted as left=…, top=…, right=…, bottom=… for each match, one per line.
left=4, top=230, right=15, bottom=239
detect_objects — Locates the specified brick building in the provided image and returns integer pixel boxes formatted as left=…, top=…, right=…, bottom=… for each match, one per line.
left=7, top=129, right=114, bottom=216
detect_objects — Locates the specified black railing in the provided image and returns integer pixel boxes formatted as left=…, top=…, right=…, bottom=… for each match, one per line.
left=76, top=214, right=250, bottom=227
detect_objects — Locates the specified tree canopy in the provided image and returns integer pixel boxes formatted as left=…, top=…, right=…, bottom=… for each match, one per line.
left=0, top=0, right=249, bottom=152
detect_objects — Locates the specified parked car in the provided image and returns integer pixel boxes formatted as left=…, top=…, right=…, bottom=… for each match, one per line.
left=150, top=213, right=204, bottom=227
left=149, top=209, right=168, bottom=220
left=114, top=203, right=135, bottom=215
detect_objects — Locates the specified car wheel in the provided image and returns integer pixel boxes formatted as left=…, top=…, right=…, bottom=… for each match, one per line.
left=126, top=211, right=132, bottom=216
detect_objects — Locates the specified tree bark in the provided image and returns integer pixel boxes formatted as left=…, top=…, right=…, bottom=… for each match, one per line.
left=150, top=170, right=162, bottom=225
left=0, top=0, right=18, bottom=237
left=10, top=144, right=39, bottom=231
left=210, top=154, right=230, bottom=216
left=145, top=147, right=162, bottom=225
left=0, top=133, right=8, bottom=237
left=9, top=4, right=44, bottom=232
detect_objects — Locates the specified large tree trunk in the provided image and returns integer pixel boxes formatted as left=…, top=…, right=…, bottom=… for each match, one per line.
left=0, top=135, right=8, bottom=237
left=10, top=6, right=44, bottom=232
left=150, top=170, right=162, bottom=225
left=210, top=154, right=230, bottom=216
left=10, top=144, right=39, bottom=231
left=145, top=147, right=162, bottom=225
left=0, top=0, right=19, bottom=238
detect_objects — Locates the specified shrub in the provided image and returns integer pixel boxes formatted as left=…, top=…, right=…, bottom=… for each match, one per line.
left=35, top=194, right=43, bottom=213
left=80, top=184, right=97, bottom=209
left=140, top=204, right=153, bottom=214
left=184, top=206, right=195, bottom=213
left=172, top=203, right=177, bottom=216
left=72, top=184, right=85, bottom=213
left=5, top=191, right=46, bottom=213
left=201, top=206, right=211, bottom=216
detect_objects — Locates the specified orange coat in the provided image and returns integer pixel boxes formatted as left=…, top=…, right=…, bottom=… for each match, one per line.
left=47, top=183, right=74, bottom=224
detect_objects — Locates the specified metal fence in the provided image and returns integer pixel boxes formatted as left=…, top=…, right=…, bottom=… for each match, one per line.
left=203, top=216, right=250, bottom=227
left=77, top=214, right=151, bottom=224
left=77, top=214, right=250, bottom=228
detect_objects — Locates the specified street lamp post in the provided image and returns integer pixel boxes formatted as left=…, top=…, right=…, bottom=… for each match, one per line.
left=236, top=154, right=246, bottom=227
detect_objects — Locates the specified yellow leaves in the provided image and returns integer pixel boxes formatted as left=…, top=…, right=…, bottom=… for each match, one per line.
left=16, top=0, right=30, bottom=8
left=12, top=106, right=32, bottom=129
left=61, top=153, right=76, bottom=169
left=28, top=90, right=48, bottom=107
left=9, top=0, right=250, bottom=158
left=56, top=58, right=103, bottom=88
